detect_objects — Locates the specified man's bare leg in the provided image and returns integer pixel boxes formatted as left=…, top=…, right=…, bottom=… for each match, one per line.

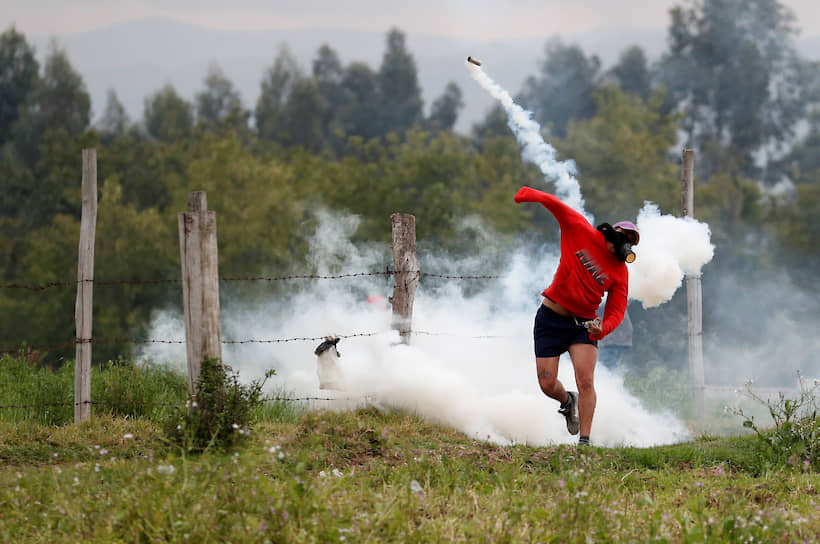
left=535, top=356, right=567, bottom=403
left=568, top=343, right=598, bottom=438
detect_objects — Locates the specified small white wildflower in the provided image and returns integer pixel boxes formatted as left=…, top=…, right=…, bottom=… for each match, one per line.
left=53, top=453, right=58, bottom=458
left=176, top=424, right=182, bottom=430
left=319, top=470, right=327, bottom=478
left=267, top=445, right=280, bottom=454
left=123, top=433, right=134, bottom=440
left=73, top=477, right=79, bottom=486
left=191, top=401, right=198, bottom=408
left=157, top=465, right=176, bottom=475
left=94, top=464, right=100, bottom=473
left=410, top=480, right=424, bottom=496
left=54, top=467, right=62, bottom=474
left=99, top=449, right=108, bottom=456
left=332, top=469, right=343, bottom=478
left=94, top=445, right=100, bottom=450
left=278, top=451, right=285, bottom=460
left=232, top=423, right=240, bottom=429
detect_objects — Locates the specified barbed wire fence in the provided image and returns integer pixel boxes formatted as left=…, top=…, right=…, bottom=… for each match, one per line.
left=0, top=270, right=506, bottom=355
left=0, top=212, right=510, bottom=415
left=0, top=265, right=797, bottom=414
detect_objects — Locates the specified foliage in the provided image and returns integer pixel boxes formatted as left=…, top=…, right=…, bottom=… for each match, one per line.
left=607, top=45, right=651, bottom=102
left=97, top=89, right=131, bottom=144
left=517, top=38, right=601, bottom=138
left=658, top=0, right=809, bottom=178
left=732, top=373, right=820, bottom=472
left=0, top=26, right=39, bottom=145
left=426, top=81, right=463, bottom=133
left=377, top=28, right=424, bottom=135
left=163, top=358, right=274, bottom=453
left=558, top=86, right=679, bottom=221
left=11, top=41, right=91, bottom=168
left=195, top=63, right=247, bottom=133
left=143, top=84, right=193, bottom=142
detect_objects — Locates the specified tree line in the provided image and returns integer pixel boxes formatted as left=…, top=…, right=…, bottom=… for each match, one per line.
left=1, top=0, right=818, bottom=372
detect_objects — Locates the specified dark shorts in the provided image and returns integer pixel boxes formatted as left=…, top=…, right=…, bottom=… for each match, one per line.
left=533, top=304, right=597, bottom=358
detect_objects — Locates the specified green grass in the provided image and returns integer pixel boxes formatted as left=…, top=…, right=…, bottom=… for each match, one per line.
left=2, top=354, right=819, bottom=542
left=1, top=408, right=819, bottom=542
left=0, top=354, right=190, bottom=424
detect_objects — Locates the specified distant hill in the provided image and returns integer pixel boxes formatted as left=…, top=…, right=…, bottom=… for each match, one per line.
left=29, top=17, right=818, bottom=135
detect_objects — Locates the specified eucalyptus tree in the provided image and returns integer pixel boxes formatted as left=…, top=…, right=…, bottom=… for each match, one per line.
left=144, top=84, right=194, bottom=142
left=0, top=26, right=38, bottom=145
left=657, top=0, right=811, bottom=177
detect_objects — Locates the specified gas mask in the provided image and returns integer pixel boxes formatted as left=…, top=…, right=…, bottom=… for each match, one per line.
left=597, top=223, right=636, bottom=263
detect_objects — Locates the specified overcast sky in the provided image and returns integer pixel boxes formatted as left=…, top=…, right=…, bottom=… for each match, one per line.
left=2, top=0, right=818, bottom=133
left=4, top=0, right=820, bottom=42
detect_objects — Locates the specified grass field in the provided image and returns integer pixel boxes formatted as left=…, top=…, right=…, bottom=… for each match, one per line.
left=1, top=354, right=819, bottom=542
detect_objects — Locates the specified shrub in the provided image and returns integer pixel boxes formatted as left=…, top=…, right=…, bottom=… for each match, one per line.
left=732, top=372, right=820, bottom=471
left=163, top=358, right=274, bottom=452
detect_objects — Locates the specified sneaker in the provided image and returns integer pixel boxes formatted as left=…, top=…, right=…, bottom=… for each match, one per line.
left=558, top=391, right=580, bottom=435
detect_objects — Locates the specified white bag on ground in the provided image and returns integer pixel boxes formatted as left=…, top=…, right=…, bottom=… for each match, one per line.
left=314, top=336, right=346, bottom=391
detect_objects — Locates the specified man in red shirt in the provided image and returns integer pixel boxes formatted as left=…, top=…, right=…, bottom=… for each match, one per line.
left=514, top=186, right=640, bottom=446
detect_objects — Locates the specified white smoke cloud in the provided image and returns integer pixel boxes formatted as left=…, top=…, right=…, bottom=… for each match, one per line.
left=139, top=209, right=692, bottom=448
left=629, top=203, right=715, bottom=308
left=466, top=60, right=715, bottom=308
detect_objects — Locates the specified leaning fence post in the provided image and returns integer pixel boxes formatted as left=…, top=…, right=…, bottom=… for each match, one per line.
left=681, top=149, right=705, bottom=419
left=75, top=149, right=97, bottom=423
left=390, top=213, right=419, bottom=344
left=178, top=191, right=222, bottom=394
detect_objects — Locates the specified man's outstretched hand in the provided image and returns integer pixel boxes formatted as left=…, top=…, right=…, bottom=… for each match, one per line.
left=514, top=186, right=540, bottom=203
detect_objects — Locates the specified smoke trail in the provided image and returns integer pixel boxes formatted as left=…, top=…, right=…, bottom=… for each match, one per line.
left=466, top=60, right=715, bottom=308
left=467, top=62, right=588, bottom=217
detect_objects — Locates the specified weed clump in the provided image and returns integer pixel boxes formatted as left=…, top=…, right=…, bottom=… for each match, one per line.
left=163, top=358, right=274, bottom=452
left=733, top=372, right=819, bottom=472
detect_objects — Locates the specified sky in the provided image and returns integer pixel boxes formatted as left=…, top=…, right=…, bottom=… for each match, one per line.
left=4, top=0, right=820, bottom=43
left=2, top=0, right=819, bottom=134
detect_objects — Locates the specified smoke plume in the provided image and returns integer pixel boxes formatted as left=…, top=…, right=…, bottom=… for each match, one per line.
left=466, top=60, right=715, bottom=307
left=140, top=210, right=692, bottom=448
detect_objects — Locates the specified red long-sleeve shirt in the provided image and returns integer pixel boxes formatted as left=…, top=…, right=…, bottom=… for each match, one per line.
left=514, top=186, right=628, bottom=340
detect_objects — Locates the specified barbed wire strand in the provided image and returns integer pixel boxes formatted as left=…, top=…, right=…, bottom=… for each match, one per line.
left=0, top=269, right=500, bottom=291
left=0, top=329, right=513, bottom=354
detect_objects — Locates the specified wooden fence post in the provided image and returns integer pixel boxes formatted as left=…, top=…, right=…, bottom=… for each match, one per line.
left=75, top=149, right=97, bottom=423
left=178, top=192, right=222, bottom=394
left=681, top=149, right=705, bottom=419
left=390, top=213, right=419, bottom=344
